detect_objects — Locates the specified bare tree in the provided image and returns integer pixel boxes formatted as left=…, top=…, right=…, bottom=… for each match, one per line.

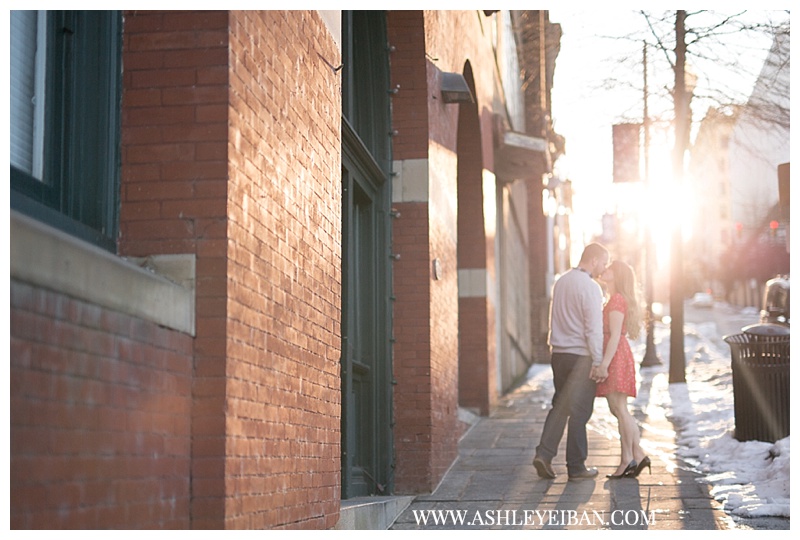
left=593, top=10, right=789, bottom=383
left=593, top=10, right=789, bottom=131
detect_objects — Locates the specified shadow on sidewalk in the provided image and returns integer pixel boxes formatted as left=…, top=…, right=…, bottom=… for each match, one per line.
left=391, top=361, right=773, bottom=530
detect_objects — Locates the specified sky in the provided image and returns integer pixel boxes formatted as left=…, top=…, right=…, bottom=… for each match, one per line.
left=526, top=301, right=790, bottom=521
left=545, top=7, right=789, bottom=254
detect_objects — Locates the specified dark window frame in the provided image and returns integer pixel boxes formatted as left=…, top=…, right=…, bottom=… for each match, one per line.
left=10, top=10, right=123, bottom=252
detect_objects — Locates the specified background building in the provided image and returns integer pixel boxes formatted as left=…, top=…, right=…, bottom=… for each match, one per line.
left=687, top=106, right=739, bottom=295
left=727, top=30, right=790, bottom=232
left=687, top=29, right=790, bottom=305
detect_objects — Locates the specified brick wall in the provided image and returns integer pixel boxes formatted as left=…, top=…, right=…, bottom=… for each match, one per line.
left=11, top=8, right=529, bottom=528
left=225, top=10, right=342, bottom=529
left=119, top=10, right=231, bottom=528
left=119, top=10, right=230, bottom=257
left=457, top=89, right=496, bottom=415
left=10, top=281, right=193, bottom=529
left=120, top=10, right=342, bottom=529
left=528, top=178, right=550, bottom=359
left=387, top=10, right=435, bottom=493
left=389, top=10, right=473, bottom=493
left=390, top=200, right=433, bottom=492
left=387, top=11, right=428, bottom=161
left=427, top=140, right=460, bottom=488
left=389, top=10, right=511, bottom=492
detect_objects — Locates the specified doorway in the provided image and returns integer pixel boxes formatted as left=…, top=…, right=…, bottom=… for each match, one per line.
left=340, top=10, right=393, bottom=498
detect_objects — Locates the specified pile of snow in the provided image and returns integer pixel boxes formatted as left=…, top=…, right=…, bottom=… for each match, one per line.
left=636, top=314, right=790, bottom=519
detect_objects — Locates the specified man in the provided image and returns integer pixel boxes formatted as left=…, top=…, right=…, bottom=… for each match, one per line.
left=533, top=243, right=608, bottom=481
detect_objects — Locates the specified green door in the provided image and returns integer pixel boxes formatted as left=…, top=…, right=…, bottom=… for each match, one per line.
left=340, top=11, right=393, bottom=499
left=341, top=129, right=390, bottom=497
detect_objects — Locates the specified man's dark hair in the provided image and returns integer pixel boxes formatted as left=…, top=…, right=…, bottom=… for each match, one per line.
left=579, top=243, right=608, bottom=265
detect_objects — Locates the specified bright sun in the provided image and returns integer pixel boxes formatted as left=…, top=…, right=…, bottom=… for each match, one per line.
left=564, top=125, right=699, bottom=271
left=607, top=137, right=695, bottom=269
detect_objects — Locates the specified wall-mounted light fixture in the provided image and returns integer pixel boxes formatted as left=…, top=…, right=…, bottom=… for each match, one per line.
left=441, top=72, right=474, bottom=104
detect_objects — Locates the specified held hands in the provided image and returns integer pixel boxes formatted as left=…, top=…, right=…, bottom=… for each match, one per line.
left=591, top=364, right=608, bottom=383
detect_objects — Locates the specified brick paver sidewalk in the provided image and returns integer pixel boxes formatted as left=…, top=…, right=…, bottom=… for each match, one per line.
left=392, top=365, right=736, bottom=530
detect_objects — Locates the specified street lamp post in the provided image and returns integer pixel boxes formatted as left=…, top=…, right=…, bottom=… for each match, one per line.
left=641, top=40, right=661, bottom=367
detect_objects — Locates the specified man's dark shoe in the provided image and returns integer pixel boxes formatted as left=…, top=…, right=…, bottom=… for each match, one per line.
left=533, top=456, right=556, bottom=479
left=568, top=467, right=598, bottom=481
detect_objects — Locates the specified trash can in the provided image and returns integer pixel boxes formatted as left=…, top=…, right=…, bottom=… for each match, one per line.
left=723, top=324, right=790, bottom=443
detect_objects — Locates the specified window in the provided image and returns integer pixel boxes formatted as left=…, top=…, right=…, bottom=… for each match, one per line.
left=10, top=10, right=122, bottom=251
left=341, top=11, right=391, bottom=176
left=10, top=11, right=47, bottom=180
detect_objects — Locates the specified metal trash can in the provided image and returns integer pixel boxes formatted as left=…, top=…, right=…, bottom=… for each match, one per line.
left=723, top=324, right=790, bottom=443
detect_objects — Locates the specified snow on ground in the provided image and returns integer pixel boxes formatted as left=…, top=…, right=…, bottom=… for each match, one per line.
left=526, top=302, right=790, bottom=520
left=640, top=311, right=791, bottom=519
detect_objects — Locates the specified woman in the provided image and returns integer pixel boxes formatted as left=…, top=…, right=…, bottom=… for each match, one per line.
left=591, top=260, right=650, bottom=479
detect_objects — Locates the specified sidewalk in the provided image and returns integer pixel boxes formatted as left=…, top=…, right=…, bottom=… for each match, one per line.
left=391, top=364, right=737, bottom=530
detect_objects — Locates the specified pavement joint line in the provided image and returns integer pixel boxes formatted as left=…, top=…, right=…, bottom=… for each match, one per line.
left=390, top=367, right=787, bottom=530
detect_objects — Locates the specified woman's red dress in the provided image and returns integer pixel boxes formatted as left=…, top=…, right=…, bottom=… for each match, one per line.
left=596, top=293, right=637, bottom=398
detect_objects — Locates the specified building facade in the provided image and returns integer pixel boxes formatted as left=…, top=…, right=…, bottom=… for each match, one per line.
left=687, top=106, right=738, bottom=295
left=10, top=10, right=562, bottom=529
left=687, top=28, right=790, bottom=303
left=727, top=30, right=790, bottom=231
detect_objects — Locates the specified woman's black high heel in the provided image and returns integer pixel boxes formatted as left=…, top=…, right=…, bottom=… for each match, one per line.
left=631, top=456, right=651, bottom=477
left=606, top=460, right=637, bottom=479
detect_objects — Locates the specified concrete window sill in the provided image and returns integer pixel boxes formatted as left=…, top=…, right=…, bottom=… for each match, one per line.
left=10, top=210, right=195, bottom=336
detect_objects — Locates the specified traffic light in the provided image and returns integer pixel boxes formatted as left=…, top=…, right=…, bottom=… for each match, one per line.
left=735, top=222, right=743, bottom=240
left=770, top=220, right=779, bottom=238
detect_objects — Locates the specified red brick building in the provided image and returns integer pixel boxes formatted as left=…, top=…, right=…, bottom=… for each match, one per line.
left=10, top=10, right=563, bottom=529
